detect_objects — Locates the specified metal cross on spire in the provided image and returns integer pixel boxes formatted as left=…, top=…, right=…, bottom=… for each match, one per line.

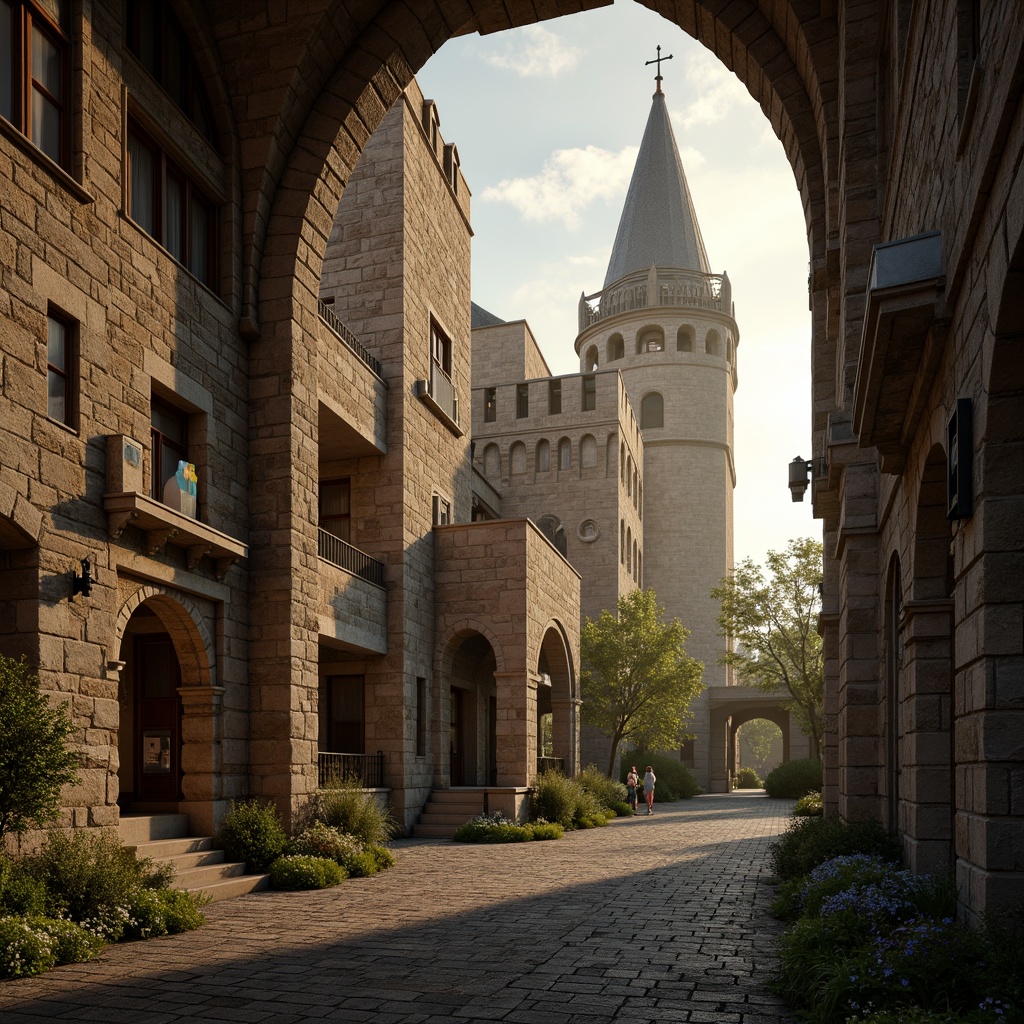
left=645, top=45, right=673, bottom=93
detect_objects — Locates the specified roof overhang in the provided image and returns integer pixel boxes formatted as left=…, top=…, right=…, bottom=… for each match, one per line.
left=853, top=231, right=947, bottom=474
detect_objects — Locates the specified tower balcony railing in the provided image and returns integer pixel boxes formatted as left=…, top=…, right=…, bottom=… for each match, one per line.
left=578, top=267, right=727, bottom=332
left=318, top=299, right=384, bottom=379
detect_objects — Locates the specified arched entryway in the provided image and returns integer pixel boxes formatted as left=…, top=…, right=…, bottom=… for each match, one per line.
left=115, top=588, right=219, bottom=830
left=443, top=630, right=499, bottom=787
left=536, top=621, right=578, bottom=779
left=0, top=495, right=40, bottom=663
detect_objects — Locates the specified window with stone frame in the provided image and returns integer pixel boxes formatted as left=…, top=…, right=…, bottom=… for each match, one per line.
left=548, top=379, right=561, bottom=414
left=125, top=0, right=214, bottom=141
left=150, top=394, right=190, bottom=507
left=1, top=0, right=72, bottom=167
left=483, top=386, right=496, bottom=422
left=641, top=392, right=664, bottom=428
left=581, top=374, right=596, bottom=411
left=46, top=308, right=77, bottom=428
left=126, top=119, right=217, bottom=287
left=319, top=478, right=351, bottom=544
left=430, top=318, right=452, bottom=378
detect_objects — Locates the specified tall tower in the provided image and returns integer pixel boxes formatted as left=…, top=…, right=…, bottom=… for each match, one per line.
left=574, top=70, right=738, bottom=783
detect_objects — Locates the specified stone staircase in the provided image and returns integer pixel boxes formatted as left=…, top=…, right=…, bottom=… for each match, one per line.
left=411, top=789, right=486, bottom=838
left=119, top=813, right=270, bottom=903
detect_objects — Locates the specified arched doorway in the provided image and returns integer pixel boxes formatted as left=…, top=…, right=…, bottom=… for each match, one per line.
left=537, top=622, right=577, bottom=779
left=115, top=590, right=217, bottom=820
left=445, top=632, right=498, bottom=786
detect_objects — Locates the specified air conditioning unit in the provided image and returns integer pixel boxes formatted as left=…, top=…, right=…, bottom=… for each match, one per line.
left=414, top=379, right=430, bottom=398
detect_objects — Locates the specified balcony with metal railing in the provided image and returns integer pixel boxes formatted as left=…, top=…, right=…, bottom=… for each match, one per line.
left=318, top=300, right=383, bottom=378
left=318, top=750, right=386, bottom=789
left=578, top=267, right=729, bottom=333
left=317, top=529, right=387, bottom=655
left=415, top=361, right=463, bottom=436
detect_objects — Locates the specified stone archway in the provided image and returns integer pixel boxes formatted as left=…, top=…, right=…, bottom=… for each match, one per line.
left=537, top=621, right=579, bottom=779
left=114, top=586, right=222, bottom=834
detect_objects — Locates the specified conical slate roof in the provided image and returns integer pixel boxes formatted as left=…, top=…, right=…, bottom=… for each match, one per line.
left=603, top=90, right=710, bottom=287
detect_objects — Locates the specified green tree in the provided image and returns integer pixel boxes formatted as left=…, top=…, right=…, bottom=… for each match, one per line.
left=713, top=537, right=824, bottom=758
left=737, top=718, right=782, bottom=776
left=0, top=656, right=80, bottom=841
left=581, top=588, right=704, bottom=776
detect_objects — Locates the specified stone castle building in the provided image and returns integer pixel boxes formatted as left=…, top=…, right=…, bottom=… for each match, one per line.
left=471, top=81, right=808, bottom=785
left=1, top=0, right=1022, bottom=922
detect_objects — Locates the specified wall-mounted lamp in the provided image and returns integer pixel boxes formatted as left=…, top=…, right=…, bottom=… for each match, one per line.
left=72, top=557, right=93, bottom=598
left=788, top=456, right=813, bottom=502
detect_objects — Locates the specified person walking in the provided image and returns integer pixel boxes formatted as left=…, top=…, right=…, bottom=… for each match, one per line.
left=642, top=766, right=656, bottom=815
left=626, top=766, right=639, bottom=814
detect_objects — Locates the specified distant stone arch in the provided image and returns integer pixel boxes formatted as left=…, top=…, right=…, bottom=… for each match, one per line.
left=584, top=345, right=599, bottom=371
left=677, top=325, right=695, bottom=352
left=558, top=437, right=571, bottom=470
left=483, top=442, right=501, bottom=481
left=607, top=333, right=625, bottom=361
left=637, top=326, right=664, bottom=353
left=705, top=328, right=723, bottom=356
left=535, top=438, right=550, bottom=473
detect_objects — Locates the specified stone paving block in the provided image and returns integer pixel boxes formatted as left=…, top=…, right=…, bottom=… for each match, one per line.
left=0, top=795, right=796, bottom=1023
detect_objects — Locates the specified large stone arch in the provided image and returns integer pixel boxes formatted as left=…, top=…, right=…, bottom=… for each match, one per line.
left=536, top=619, right=580, bottom=778
left=114, top=585, right=215, bottom=688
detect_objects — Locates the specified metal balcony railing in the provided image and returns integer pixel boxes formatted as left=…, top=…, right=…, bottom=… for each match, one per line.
left=318, top=750, right=385, bottom=789
left=318, top=529, right=385, bottom=586
left=318, top=299, right=384, bottom=378
left=578, top=268, right=727, bottom=332
left=430, top=362, right=458, bottom=424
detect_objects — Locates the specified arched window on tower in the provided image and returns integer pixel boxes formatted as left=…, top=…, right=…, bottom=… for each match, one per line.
left=584, top=346, right=599, bottom=372
left=677, top=326, right=695, bottom=352
left=626, top=456, right=633, bottom=495
left=637, top=327, right=664, bottom=353
left=641, top=392, right=664, bottom=428
left=483, top=443, right=501, bottom=482
left=620, top=520, right=625, bottom=564
left=510, top=441, right=526, bottom=476
left=581, top=434, right=597, bottom=469
left=705, top=329, right=722, bottom=357
left=607, top=433, right=617, bottom=475
left=558, top=438, right=571, bottom=470
left=607, top=334, right=625, bottom=361
left=637, top=551, right=642, bottom=586
left=633, top=468, right=638, bottom=507
left=626, top=528, right=632, bottom=572
left=620, top=442, right=626, bottom=482
left=535, top=439, right=550, bottom=473
left=632, top=539, right=638, bottom=580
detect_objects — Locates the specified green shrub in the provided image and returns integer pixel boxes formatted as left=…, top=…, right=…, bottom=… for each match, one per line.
left=454, top=813, right=565, bottom=843
left=303, top=780, right=395, bottom=847
left=610, top=801, right=633, bottom=817
left=764, top=758, right=823, bottom=798
left=0, top=856, right=48, bottom=916
left=734, top=766, right=764, bottom=789
left=768, top=814, right=901, bottom=881
left=269, top=855, right=346, bottom=890
left=218, top=799, right=288, bottom=872
left=33, top=916, right=103, bottom=965
left=291, top=821, right=363, bottom=863
left=368, top=845, right=396, bottom=870
left=0, top=916, right=57, bottom=978
left=622, top=752, right=701, bottom=800
left=531, top=771, right=575, bottom=826
left=794, top=790, right=824, bottom=816
left=122, top=887, right=169, bottom=941
left=158, top=889, right=207, bottom=933
left=25, top=829, right=165, bottom=939
left=577, top=764, right=629, bottom=809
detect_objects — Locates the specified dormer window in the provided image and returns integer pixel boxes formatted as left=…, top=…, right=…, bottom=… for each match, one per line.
left=422, top=99, right=439, bottom=154
left=1, top=0, right=71, bottom=167
left=126, top=0, right=214, bottom=141
left=444, top=143, right=460, bottom=195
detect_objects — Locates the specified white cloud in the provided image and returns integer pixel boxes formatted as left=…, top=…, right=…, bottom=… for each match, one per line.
left=481, top=146, right=638, bottom=229
left=674, top=48, right=750, bottom=128
left=483, top=25, right=582, bottom=78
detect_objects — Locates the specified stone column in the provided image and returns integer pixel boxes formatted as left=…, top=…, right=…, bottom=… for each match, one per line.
left=179, top=685, right=225, bottom=836
left=494, top=670, right=536, bottom=786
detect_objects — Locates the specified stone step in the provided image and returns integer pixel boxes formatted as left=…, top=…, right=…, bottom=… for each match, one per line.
left=412, top=822, right=466, bottom=839
left=416, top=810, right=482, bottom=826
left=411, top=789, right=486, bottom=837
left=119, top=813, right=269, bottom=903
left=119, top=812, right=190, bottom=845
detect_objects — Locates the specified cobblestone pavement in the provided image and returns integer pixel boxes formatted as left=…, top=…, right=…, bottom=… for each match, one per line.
left=0, top=792, right=797, bottom=1023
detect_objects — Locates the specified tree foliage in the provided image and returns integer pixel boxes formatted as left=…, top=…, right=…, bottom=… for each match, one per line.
left=713, top=537, right=824, bottom=757
left=0, top=656, right=80, bottom=840
left=580, top=588, right=704, bottom=775
left=738, top=718, right=782, bottom=776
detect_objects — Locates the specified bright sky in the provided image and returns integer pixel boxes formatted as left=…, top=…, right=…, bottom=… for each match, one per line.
left=417, top=1, right=819, bottom=569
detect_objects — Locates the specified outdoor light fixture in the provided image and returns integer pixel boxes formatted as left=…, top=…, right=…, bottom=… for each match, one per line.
left=788, top=456, right=813, bottom=502
left=72, top=557, right=93, bottom=598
